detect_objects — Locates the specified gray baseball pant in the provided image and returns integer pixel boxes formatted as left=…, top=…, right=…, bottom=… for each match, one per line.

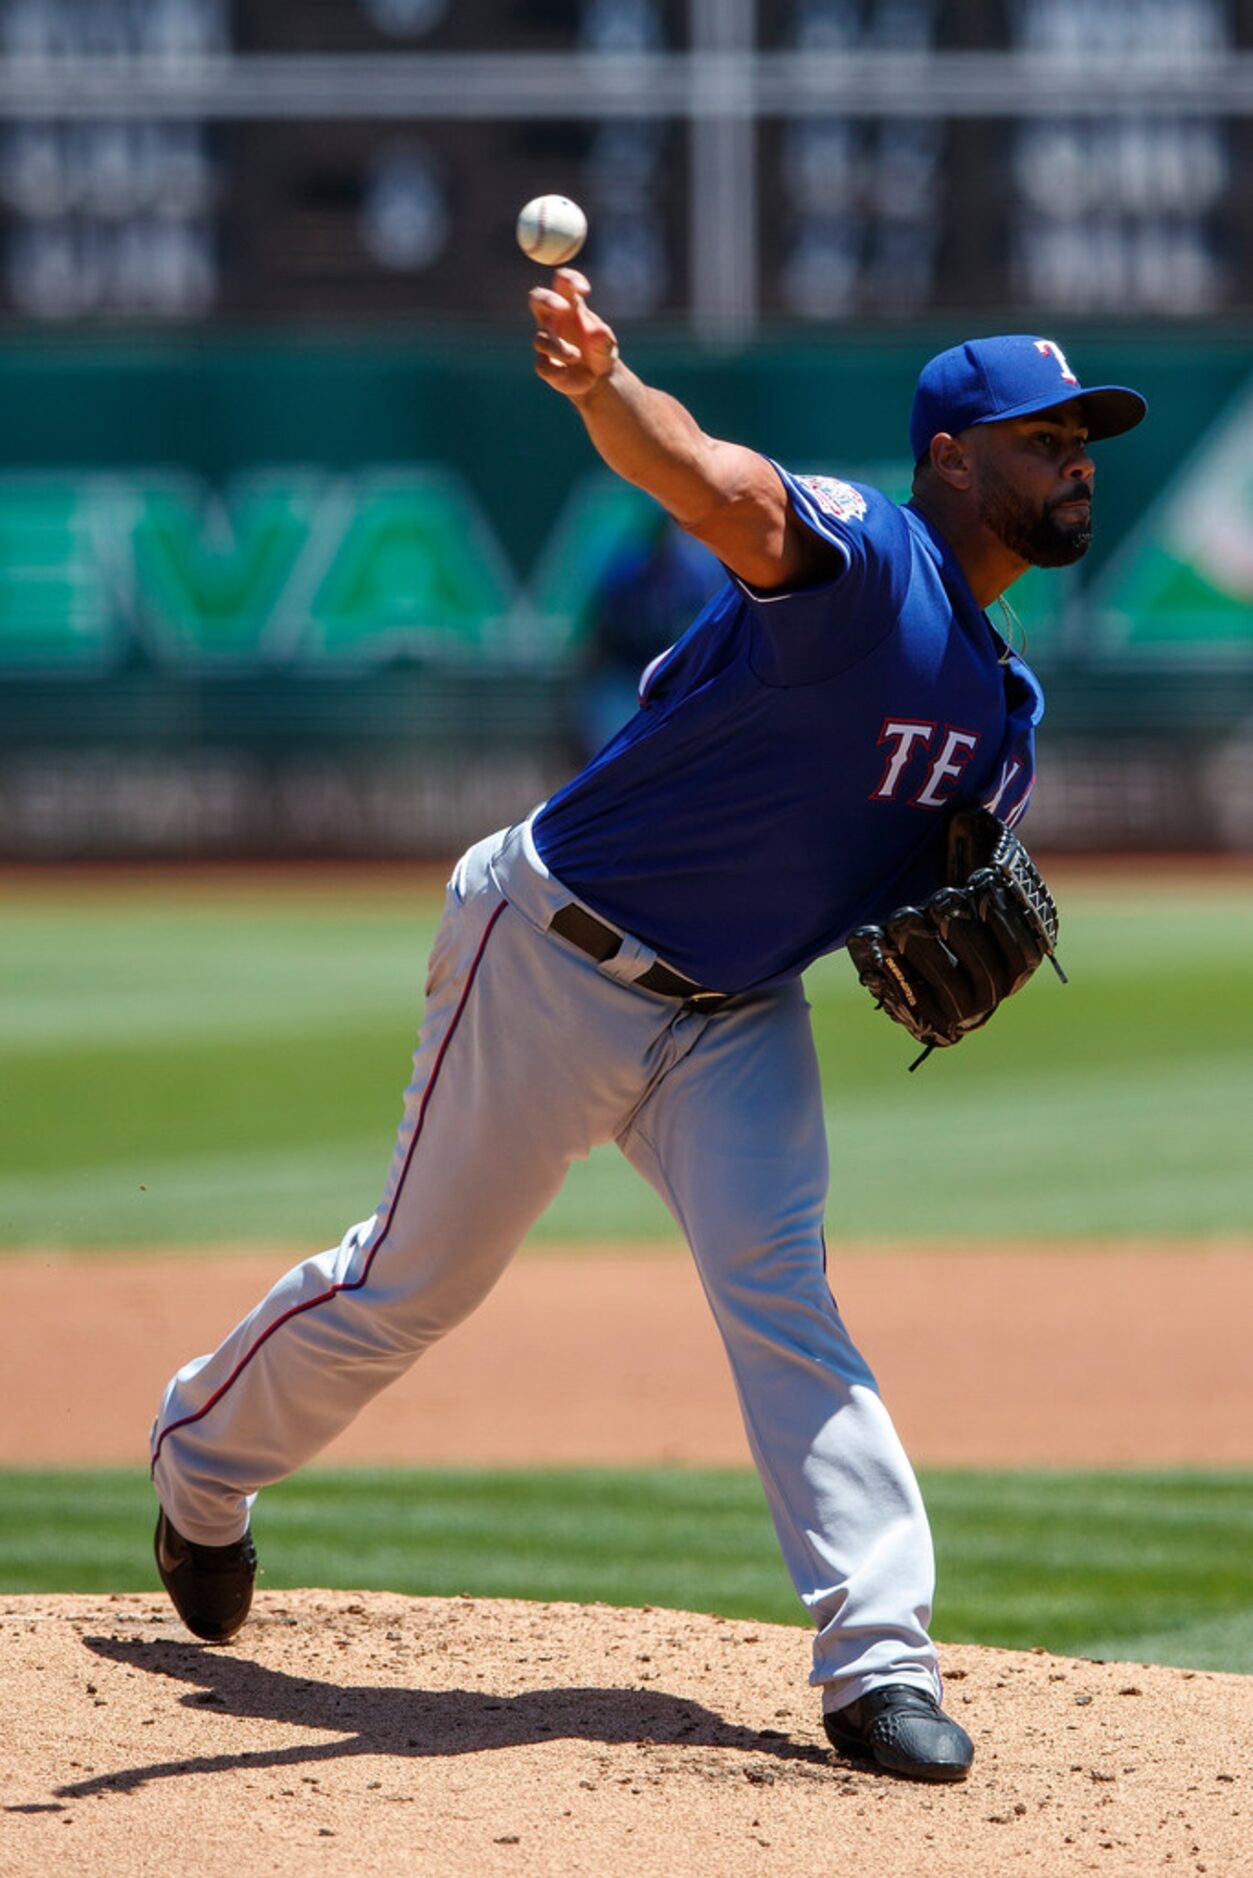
left=152, top=816, right=941, bottom=1713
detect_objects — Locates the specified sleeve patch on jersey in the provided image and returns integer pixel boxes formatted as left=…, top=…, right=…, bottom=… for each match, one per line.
left=795, top=476, right=868, bottom=524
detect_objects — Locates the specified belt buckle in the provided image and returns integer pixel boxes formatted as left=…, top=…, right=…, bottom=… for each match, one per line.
left=685, top=988, right=725, bottom=1008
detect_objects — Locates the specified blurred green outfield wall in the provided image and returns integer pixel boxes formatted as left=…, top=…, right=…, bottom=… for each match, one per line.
left=0, top=328, right=1249, bottom=856
left=0, top=326, right=1247, bottom=603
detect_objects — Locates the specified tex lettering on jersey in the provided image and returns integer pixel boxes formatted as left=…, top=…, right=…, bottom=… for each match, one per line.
left=982, top=755, right=1032, bottom=827
left=870, top=718, right=1034, bottom=824
left=871, top=720, right=981, bottom=809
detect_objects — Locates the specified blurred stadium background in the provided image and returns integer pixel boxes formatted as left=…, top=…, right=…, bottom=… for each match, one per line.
left=0, top=0, right=1250, bottom=862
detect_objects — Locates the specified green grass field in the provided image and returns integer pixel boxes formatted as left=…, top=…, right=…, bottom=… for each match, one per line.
left=2, top=1464, right=1250, bottom=1673
left=4, top=870, right=1250, bottom=1677
left=3, top=870, right=1251, bottom=1249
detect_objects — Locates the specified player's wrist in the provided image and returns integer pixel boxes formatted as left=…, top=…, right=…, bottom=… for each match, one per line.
left=569, top=348, right=624, bottom=408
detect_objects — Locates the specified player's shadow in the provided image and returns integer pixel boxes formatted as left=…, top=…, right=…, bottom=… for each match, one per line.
left=54, top=1629, right=833, bottom=1800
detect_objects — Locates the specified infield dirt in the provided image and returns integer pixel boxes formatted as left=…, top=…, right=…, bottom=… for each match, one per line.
left=3, top=1592, right=1250, bottom=1878
left=4, top=1241, right=1251, bottom=1467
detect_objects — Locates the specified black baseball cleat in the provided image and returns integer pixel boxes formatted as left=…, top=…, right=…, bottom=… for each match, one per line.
left=823, top=1683, right=974, bottom=1783
left=154, top=1508, right=257, bottom=1643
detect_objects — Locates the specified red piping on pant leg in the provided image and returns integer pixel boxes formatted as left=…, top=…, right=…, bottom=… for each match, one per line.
left=150, top=899, right=509, bottom=1470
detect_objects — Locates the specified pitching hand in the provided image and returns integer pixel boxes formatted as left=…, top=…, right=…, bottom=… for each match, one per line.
left=530, top=269, right=620, bottom=401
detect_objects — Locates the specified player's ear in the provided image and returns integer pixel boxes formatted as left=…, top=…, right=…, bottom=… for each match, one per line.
left=929, top=432, right=973, bottom=491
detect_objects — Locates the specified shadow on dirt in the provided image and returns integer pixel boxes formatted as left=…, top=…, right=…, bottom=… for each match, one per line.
left=55, top=1630, right=834, bottom=1799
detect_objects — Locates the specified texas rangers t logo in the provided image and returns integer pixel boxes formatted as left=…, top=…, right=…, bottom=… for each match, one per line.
left=1033, top=339, right=1078, bottom=386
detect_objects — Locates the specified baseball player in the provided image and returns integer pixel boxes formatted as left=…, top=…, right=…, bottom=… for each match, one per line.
left=151, top=273, right=1146, bottom=1783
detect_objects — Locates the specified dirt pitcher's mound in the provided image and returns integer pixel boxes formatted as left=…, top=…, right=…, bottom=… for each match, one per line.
left=2, top=1594, right=1248, bottom=1878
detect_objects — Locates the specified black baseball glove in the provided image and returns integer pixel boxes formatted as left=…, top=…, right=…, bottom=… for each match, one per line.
left=846, top=806, right=1066, bottom=1068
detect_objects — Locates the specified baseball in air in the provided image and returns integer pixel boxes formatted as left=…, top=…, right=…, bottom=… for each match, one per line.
left=516, top=194, right=588, bottom=267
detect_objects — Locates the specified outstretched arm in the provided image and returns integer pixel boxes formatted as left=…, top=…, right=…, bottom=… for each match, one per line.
left=530, top=269, right=841, bottom=593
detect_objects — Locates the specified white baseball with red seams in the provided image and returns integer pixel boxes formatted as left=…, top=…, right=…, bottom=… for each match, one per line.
left=516, top=194, right=587, bottom=266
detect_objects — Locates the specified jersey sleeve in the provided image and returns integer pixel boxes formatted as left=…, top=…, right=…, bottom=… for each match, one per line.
left=733, top=462, right=910, bottom=686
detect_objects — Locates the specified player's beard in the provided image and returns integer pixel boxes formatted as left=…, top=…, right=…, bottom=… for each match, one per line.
left=977, top=461, right=1093, bottom=567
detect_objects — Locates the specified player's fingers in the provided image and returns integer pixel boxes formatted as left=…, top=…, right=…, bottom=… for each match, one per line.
left=533, top=354, right=597, bottom=398
left=533, top=329, right=580, bottom=364
left=552, top=267, right=591, bottom=302
left=528, top=285, right=570, bottom=325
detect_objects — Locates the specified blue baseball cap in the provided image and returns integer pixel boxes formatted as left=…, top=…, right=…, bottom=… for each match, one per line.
left=909, top=335, right=1147, bottom=462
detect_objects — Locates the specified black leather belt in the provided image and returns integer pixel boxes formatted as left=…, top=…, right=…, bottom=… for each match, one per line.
left=548, top=903, right=730, bottom=1009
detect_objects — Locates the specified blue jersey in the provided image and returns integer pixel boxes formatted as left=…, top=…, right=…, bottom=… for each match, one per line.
left=533, top=465, right=1043, bottom=994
